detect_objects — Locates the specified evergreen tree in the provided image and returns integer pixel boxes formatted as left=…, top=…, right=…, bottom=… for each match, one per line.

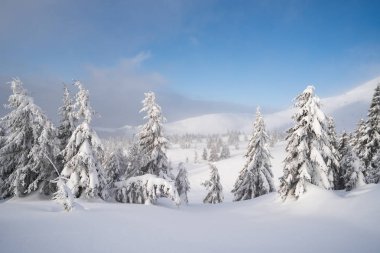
left=0, top=79, right=58, bottom=198
left=359, top=84, right=380, bottom=177
left=137, top=92, right=171, bottom=179
left=279, top=86, right=336, bottom=200
left=367, top=149, right=380, bottom=184
left=208, top=145, right=219, bottom=162
left=202, top=163, right=223, bottom=204
left=102, top=147, right=128, bottom=199
left=125, top=140, right=146, bottom=179
left=232, top=108, right=275, bottom=201
left=194, top=150, right=199, bottom=163
left=339, top=132, right=366, bottom=191
left=326, top=117, right=343, bottom=190
left=351, top=119, right=366, bottom=155
left=175, top=163, right=190, bottom=204
left=61, top=81, right=104, bottom=198
left=57, top=85, right=76, bottom=171
left=219, top=144, right=231, bottom=160
left=202, top=148, right=208, bottom=160
left=57, top=85, right=76, bottom=152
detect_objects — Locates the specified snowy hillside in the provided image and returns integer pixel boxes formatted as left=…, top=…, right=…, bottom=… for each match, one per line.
left=1, top=141, right=379, bottom=253
left=164, top=77, right=380, bottom=134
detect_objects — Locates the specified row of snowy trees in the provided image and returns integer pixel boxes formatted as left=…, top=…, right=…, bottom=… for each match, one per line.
left=227, top=84, right=380, bottom=203
left=0, top=79, right=189, bottom=210
left=0, top=78, right=379, bottom=208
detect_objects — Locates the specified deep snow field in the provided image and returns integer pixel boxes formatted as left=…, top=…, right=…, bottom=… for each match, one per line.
left=0, top=140, right=379, bottom=253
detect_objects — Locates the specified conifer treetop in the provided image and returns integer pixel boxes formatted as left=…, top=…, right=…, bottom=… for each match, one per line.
left=74, top=81, right=94, bottom=124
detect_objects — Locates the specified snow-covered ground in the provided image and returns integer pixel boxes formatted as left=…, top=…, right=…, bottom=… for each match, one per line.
left=1, top=141, right=379, bottom=253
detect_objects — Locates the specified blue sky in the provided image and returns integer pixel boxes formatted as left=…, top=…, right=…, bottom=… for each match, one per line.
left=0, top=0, right=380, bottom=126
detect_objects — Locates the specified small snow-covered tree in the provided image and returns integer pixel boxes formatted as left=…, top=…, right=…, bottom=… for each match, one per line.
left=232, top=108, right=275, bottom=201
left=339, top=132, right=366, bottom=191
left=175, top=163, right=190, bottom=204
left=359, top=84, right=380, bottom=178
left=326, top=117, right=342, bottom=190
left=279, top=86, right=336, bottom=200
left=208, top=145, right=219, bottom=162
left=114, top=174, right=180, bottom=206
left=202, top=148, right=208, bottom=160
left=0, top=79, right=58, bottom=198
left=137, top=92, right=171, bottom=179
left=125, top=140, right=146, bottom=179
left=219, top=145, right=231, bottom=160
left=351, top=119, right=366, bottom=155
left=202, top=163, right=223, bottom=204
left=53, top=177, right=75, bottom=211
left=194, top=150, right=199, bottom=163
left=102, top=147, right=128, bottom=199
left=61, top=81, right=104, bottom=198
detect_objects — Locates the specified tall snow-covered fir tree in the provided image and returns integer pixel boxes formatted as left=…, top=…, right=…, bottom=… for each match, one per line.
left=175, top=163, right=190, bottom=204
left=202, top=163, right=223, bottom=204
left=61, top=81, right=104, bottom=198
left=56, top=85, right=77, bottom=172
left=137, top=92, right=171, bottom=179
left=57, top=85, right=76, bottom=151
left=358, top=84, right=380, bottom=180
left=0, top=79, right=58, bottom=198
left=326, top=116, right=343, bottom=190
left=57, top=85, right=76, bottom=152
left=279, top=86, right=337, bottom=200
left=339, top=132, right=365, bottom=191
left=231, top=108, right=275, bottom=201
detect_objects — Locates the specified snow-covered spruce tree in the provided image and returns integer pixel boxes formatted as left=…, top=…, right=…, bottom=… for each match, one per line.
left=202, top=148, right=208, bottom=160
left=194, top=150, right=199, bottom=163
left=114, top=174, right=180, bottom=205
left=208, top=145, right=219, bottom=162
left=0, top=123, right=5, bottom=155
left=202, top=163, right=223, bottom=204
left=53, top=177, right=75, bottom=211
left=326, top=116, right=343, bottom=190
left=57, top=85, right=77, bottom=171
left=359, top=84, right=380, bottom=179
left=57, top=85, right=76, bottom=152
left=137, top=92, right=172, bottom=179
left=102, top=146, right=128, bottom=199
left=61, top=81, right=104, bottom=198
left=231, top=107, right=275, bottom=201
left=339, top=132, right=365, bottom=191
left=125, top=140, right=146, bottom=179
left=351, top=119, right=366, bottom=155
left=0, top=79, right=58, bottom=198
left=175, top=162, right=190, bottom=204
left=279, top=86, right=337, bottom=200
left=367, top=150, right=380, bottom=183
left=219, top=144, right=231, bottom=160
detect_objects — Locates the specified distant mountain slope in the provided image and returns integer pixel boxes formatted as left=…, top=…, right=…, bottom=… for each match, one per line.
left=97, top=77, right=380, bottom=136
left=165, top=77, right=380, bottom=134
